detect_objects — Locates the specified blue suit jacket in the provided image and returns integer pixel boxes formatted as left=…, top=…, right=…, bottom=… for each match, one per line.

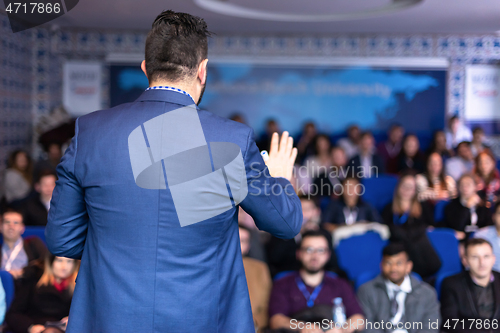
left=46, top=89, right=302, bottom=333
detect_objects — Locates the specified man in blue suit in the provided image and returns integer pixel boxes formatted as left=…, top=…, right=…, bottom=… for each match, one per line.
left=46, top=10, right=302, bottom=333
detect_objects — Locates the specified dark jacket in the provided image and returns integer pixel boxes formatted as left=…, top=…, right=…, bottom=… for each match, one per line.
left=322, top=198, right=382, bottom=225
left=381, top=202, right=441, bottom=278
left=443, top=198, right=492, bottom=234
left=441, top=271, right=500, bottom=333
left=357, top=274, right=441, bottom=333
left=0, top=236, right=47, bottom=268
left=396, top=152, right=426, bottom=175
left=12, top=192, right=48, bottom=226
left=348, top=154, right=386, bottom=177
left=5, top=265, right=73, bottom=333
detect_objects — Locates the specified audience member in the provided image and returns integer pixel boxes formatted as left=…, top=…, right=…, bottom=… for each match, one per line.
left=304, top=135, right=333, bottom=188
left=470, top=127, right=489, bottom=157
left=312, top=146, right=347, bottom=199
left=3, top=150, right=33, bottom=203
left=257, top=119, right=281, bottom=152
left=348, top=131, right=385, bottom=178
left=267, top=197, right=340, bottom=278
left=33, top=143, right=62, bottom=181
left=1, top=209, right=47, bottom=279
left=239, top=225, right=272, bottom=332
left=445, top=115, right=472, bottom=150
left=416, top=152, right=457, bottom=202
left=13, top=170, right=56, bottom=226
left=378, top=124, right=405, bottom=174
left=382, top=174, right=441, bottom=278
left=441, top=238, right=500, bottom=332
left=357, top=243, right=440, bottom=333
left=5, top=254, right=79, bottom=333
left=474, top=150, right=500, bottom=208
left=473, top=202, right=500, bottom=272
left=427, top=130, right=452, bottom=161
left=321, top=177, right=382, bottom=233
left=268, top=230, right=364, bottom=333
left=396, top=135, right=425, bottom=175
left=296, top=122, right=318, bottom=164
left=445, top=141, right=474, bottom=181
left=338, top=125, right=361, bottom=160
left=443, top=174, right=492, bottom=240
left=229, top=112, right=247, bottom=124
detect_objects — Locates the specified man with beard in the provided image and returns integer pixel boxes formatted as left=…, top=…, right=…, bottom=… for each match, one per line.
left=46, top=10, right=302, bottom=333
left=357, top=243, right=440, bottom=333
left=269, top=230, right=364, bottom=333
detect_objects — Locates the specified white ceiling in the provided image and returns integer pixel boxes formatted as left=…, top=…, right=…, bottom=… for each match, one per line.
left=7, top=0, right=500, bottom=34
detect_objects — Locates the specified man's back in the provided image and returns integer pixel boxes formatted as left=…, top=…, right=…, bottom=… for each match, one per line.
left=46, top=89, right=302, bottom=333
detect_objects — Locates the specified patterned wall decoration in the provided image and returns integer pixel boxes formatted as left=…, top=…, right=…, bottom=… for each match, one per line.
left=2, top=11, right=500, bottom=169
left=0, top=13, right=33, bottom=172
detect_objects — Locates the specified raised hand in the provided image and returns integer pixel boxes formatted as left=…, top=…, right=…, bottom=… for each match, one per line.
left=264, top=131, right=297, bottom=181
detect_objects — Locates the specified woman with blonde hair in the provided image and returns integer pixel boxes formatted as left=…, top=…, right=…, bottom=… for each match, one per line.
left=5, top=254, right=79, bottom=333
left=382, top=173, right=441, bottom=278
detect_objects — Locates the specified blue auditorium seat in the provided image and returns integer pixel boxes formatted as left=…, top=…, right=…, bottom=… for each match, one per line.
left=23, top=226, right=46, bottom=244
left=335, top=231, right=388, bottom=283
left=0, top=271, right=14, bottom=309
left=426, top=228, right=463, bottom=297
left=361, top=175, right=399, bottom=212
left=434, top=200, right=449, bottom=224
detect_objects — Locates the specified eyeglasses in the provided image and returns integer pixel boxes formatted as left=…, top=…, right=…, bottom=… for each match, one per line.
left=300, top=247, right=329, bottom=255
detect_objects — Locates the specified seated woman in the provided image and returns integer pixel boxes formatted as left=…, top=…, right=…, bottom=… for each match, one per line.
left=443, top=174, right=492, bottom=240
left=416, top=152, right=457, bottom=202
left=381, top=173, right=441, bottom=278
left=474, top=150, right=500, bottom=208
left=321, top=177, right=382, bottom=233
left=5, top=255, right=79, bottom=333
left=396, top=134, right=426, bottom=175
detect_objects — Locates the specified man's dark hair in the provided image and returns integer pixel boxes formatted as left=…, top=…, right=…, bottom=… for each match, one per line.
left=360, top=131, right=373, bottom=140
left=299, top=230, right=332, bottom=252
left=145, top=10, right=211, bottom=83
left=465, top=238, right=493, bottom=255
left=382, top=242, right=409, bottom=259
left=456, top=141, right=471, bottom=150
left=472, top=127, right=484, bottom=135
left=35, top=169, right=57, bottom=184
left=1, top=207, right=24, bottom=223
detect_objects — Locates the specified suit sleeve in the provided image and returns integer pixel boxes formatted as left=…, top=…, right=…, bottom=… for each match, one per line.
left=356, top=284, right=384, bottom=333
left=45, top=118, right=89, bottom=259
left=239, top=129, right=302, bottom=240
left=418, top=285, right=441, bottom=333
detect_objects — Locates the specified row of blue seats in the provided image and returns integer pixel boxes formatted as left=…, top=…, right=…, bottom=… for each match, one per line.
left=336, top=229, right=462, bottom=297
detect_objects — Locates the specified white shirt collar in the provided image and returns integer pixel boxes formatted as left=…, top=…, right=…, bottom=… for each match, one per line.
left=385, top=274, right=412, bottom=295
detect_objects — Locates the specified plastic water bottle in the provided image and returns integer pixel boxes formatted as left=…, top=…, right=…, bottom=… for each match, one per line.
left=333, top=297, right=346, bottom=325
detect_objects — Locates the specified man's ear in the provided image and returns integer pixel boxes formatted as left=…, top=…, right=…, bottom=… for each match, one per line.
left=198, top=59, right=208, bottom=85
left=141, top=60, right=148, bottom=79
left=406, top=260, right=413, bottom=275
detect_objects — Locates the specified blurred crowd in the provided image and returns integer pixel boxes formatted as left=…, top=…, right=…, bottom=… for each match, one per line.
left=0, top=114, right=500, bottom=332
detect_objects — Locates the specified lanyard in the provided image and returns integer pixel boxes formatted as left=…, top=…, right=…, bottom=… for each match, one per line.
left=393, top=212, right=409, bottom=225
left=3, top=240, right=23, bottom=271
left=296, top=277, right=323, bottom=308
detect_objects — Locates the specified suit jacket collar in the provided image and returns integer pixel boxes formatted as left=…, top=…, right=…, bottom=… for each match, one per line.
left=464, top=270, right=500, bottom=319
left=135, top=89, right=198, bottom=108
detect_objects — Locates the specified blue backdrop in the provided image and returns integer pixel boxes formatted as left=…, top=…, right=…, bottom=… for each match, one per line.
left=109, top=63, right=446, bottom=138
